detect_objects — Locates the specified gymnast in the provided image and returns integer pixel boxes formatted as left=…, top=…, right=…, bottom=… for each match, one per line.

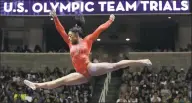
left=24, top=10, right=152, bottom=90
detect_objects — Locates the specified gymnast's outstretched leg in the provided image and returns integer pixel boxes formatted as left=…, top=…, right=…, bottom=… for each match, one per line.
left=24, top=73, right=88, bottom=90
left=87, top=59, right=152, bottom=76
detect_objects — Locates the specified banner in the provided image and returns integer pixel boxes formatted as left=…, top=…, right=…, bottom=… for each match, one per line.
left=0, top=0, right=190, bottom=16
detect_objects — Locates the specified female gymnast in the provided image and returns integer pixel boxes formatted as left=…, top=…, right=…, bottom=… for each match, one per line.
left=24, top=10, right=152, bottom=90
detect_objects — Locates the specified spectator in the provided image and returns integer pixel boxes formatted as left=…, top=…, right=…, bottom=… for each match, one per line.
left=177, top=68, right=186, bottom=82
left=179, top=48, right=184, bottom=52
left=187, top=43, right=192, bottom=51
left=151, top=91, right=161, bottom=103
left=140, top=85, right=151, bottom=103
left=141, top=66, right=151, bottom=75
left=128, top=93, right=138, bottom=103
left=149, top=71, right=158, bottom=84
left=14, top=46, right=23, bottom=52
left=116, top=92, right=127, bottom=103
left=131, top=85, right=139, bottom=95
left=125, top=92, right=130, bottom=102
left=2, top=46, right=10, bottom=52
left=122, top=68, right=132, bottom=84
left=120, top=84, right=128, bottom=94
left=58, top=47, right=67, bottom=52
left=22, top=45, right=32, bottom=52
left=160, top=85, right=171, bottom=102
left=159, top=66, right=168, bottom=78
left=168, top=66, right=178, bottom=80
left=34, top=45, right=42, bottom=52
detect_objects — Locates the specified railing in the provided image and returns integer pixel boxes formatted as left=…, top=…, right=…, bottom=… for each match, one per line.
left=98, top=72, right=111, bottom=103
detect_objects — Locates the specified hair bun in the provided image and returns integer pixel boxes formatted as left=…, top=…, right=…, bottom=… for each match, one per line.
left=75, top=15, right=85, bottom=27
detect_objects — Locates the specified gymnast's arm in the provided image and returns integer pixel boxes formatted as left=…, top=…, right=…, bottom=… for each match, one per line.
left=51, top=10, right=70, bottom=45
left=85, top=14, right=115, bottom=41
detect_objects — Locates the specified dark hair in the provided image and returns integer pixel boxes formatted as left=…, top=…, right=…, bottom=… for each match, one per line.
left=69, top=15, right=85, bottom=37
left=154, top=91, right=158, bottom=94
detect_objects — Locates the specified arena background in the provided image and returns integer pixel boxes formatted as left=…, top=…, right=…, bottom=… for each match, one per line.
left=0, top=0, right=192, bottom=103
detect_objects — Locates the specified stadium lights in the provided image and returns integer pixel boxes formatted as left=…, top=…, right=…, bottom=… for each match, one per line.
left=126, top=38, right=130, bottom=41
left=97, top=38, right=101, bottom=41
left=168, top=16, right=171, bottom=19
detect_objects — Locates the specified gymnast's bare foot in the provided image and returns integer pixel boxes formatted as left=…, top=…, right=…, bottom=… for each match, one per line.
left=139, top=59, right=152, bottom=66
left=24, top=80, right=37, bottom=90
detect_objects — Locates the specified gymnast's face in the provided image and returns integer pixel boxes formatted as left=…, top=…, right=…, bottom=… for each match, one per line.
left=68, top=31, right=79, bottom=44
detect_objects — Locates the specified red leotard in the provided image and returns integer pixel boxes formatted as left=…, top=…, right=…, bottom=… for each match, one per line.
left=53, top=17, right=113, bottom=77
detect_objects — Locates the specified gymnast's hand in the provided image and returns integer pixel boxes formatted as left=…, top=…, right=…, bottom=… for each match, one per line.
left=109, top=14, right=115, bottom=22
left=50, top=9, right=57, bottom=18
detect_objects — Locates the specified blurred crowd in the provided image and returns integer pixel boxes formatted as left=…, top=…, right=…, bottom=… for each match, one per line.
left=117, top=66, right=192, bottom=103
left=134, top=43, right=192, bottom=52
left=1, top=45, right=43, bottom=53
left=0, top=66, right=93, bottom=103
left=1, top=43, right=192, bottom=53
left=1, top=45, right=68, bottom=53
left=178, top=43, right=192, bottom=52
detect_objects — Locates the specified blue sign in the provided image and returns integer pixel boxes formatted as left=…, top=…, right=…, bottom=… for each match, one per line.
left=0, top=0, right=190, bottom=16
